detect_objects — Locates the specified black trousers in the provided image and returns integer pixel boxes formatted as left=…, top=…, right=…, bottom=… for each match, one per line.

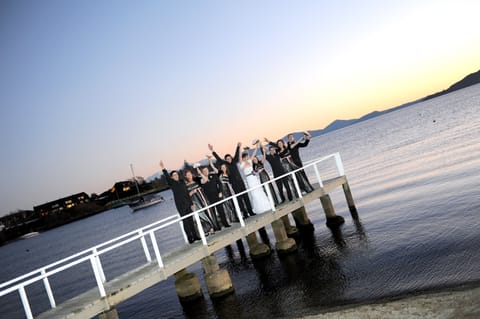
left=206, top=195, right=230, bottom=228
left=275, top=176, right=293, bottom=201
left=232, top=183, right=255, bottom=216
left=181, top=208, right=198, bottom=243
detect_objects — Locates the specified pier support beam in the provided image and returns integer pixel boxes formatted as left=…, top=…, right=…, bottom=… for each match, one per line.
left=98, top=308, right=119, bottom=319
left=202, top=255, right=235, bottom=299
left=291, top=206, right=314, bottom=231
left=271, top=219, right=297, bottom=255
left=342, top=180, right=357, bottom=216
left=174, top=268, right=203, bottom=302
left=281, top=215, right=299, bottom=237
left=320, top=195, right=345, bottom=228
left=246, top=232, right=271, bottom=259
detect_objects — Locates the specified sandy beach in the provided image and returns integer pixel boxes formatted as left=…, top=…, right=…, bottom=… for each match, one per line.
left=299, top=285, right=480, bottom=319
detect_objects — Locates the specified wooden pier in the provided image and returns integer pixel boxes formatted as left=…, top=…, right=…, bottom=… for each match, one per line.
left=0, top=153, right=357, bottom=319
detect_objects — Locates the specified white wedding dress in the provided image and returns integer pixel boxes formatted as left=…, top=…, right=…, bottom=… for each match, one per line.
left=240, top=160, right=271, bottom=214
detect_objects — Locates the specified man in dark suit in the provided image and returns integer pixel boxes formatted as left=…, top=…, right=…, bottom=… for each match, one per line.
left=264, top=143, right=294, bottom=203
left=208, top=143, right=255, bottom=218
left=159, top=160, right=199, bottom=243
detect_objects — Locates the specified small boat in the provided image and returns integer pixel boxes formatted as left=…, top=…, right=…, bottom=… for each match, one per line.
left=20, top=232, right=40, bottom=239
left=129, top=196, right=164, bottom=212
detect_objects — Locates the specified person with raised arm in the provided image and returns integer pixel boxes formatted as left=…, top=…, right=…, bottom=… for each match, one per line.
left=252, top=140, right=279, bottom=205
left=270, top=138, right=314, bottom=194
left=238, top=142, right=271, bottom=214
left=214, top=161, right=240, bottom=223
left=196, top=158, right=231, bottom=228
left=184, top=168, right=218, bottom=234
left=263, top=138, right=294, bottom=203
left=208, top=143, right=256, bottom=218
left=287, top=131, right=314, bottom=190
left=159, top=160, right=199, bottom=244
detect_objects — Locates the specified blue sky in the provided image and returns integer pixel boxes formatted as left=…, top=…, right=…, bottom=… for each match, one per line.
left=1, top=0, right=479, bottom=215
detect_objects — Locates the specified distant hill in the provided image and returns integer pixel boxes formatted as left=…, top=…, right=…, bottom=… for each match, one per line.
left=296, top=68, right=480, bottom=138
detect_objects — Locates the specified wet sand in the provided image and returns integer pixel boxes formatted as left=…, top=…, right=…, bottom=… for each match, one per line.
left=299, top=285, right=480, bottom=319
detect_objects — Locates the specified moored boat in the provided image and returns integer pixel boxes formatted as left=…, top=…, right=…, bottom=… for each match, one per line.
left=129, top=196, right=164, bottom=212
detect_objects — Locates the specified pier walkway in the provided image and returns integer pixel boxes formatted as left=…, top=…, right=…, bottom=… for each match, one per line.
left=0, top=153, right=357, bottom=319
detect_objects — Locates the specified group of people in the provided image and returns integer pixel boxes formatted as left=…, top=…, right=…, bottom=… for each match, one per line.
left=159, top=132, right=314, bottom=244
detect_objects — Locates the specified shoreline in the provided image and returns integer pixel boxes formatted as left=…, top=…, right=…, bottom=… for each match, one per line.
left=297, top=283, right=480, bottom=319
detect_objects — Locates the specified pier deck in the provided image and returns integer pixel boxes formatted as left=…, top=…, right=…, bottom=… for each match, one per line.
left=36, top=176, right=347, bottom=319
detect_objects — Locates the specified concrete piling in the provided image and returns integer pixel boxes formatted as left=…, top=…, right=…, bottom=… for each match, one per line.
left=174, top=268, right=203, bottom=302
left=291, top=206, right=314, bottom=231
left=281, top=215, right=299, bottom=237
left=202, top=255, right=235, bottom=299
left=342, top=180, right=357, bottom=215
left=320, top=194, right=345, bottom=228
left=98, top=308, right=119, bottom=319
left=246, top=232, right=271, bottom=259
left=271, top=219, right=297, bottom=255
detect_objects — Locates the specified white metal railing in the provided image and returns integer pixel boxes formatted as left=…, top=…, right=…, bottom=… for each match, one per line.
left=0, top=153, right=344, bottom=319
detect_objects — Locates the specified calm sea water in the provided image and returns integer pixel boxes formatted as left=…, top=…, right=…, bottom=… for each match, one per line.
left=1, top=84, right=480, bottom=319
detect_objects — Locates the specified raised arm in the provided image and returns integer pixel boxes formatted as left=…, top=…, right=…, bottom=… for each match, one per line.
left=260, top=143, right=267, bottom=164
left=196, top=167, right=208, bottom=184
left=233, top=142, right=241, bottom=162
left=296, top=131, right=311, bottom=148
left=251, top=142, right=260, bottom=161
left=290, top=135, right=307, bottom=149
left=264, top=137, right=278, bottom=149
left=159, top=160, right=173, bottom=185
left=207, top=156, right=219, bottom=174
left=208, top=143, right=224, bottom=164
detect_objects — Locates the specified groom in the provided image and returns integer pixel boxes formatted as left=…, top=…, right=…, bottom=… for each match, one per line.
left=208, top=143, right=256, bottom=218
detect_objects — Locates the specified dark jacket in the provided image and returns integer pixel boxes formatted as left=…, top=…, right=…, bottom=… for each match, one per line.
left=288, top=138, right=310, bottom=166
left=212, top=145, right=246, bottom=192
left=162, top=169, right=193, bottom=215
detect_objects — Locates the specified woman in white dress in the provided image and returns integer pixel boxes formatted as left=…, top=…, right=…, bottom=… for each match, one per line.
left=239, top=142, right=272, bottom=214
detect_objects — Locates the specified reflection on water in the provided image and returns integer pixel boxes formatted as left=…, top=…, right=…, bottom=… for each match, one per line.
left=182, top=219, right=371, bottom=319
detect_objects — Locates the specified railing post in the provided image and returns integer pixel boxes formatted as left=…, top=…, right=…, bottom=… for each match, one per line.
left=313, top=164, right=324, bottom=187
left=291, top=172, right=303, bottom=199
left=92, top=248, right=106, bottom=283
left=264, top=180, right=276, bottom=212
left=41, top=269, right=56, bottom=309
left=232, top=195, right=245, bottom=227
left=178, top=214, right=189, bottom=244
left=193, top=211, right=208, bottom=245
left=19, top=286, right=34, bottom=319
left=139, top=230, right=152, bottom=263
left=90, top=256, right=106, bottom=297
left=149, top=232, right=164, bottom=268
left=335, top=153, right=345, bottom=176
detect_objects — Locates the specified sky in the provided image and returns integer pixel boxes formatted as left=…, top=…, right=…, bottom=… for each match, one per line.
left=1, top=0, right=479, bottom=215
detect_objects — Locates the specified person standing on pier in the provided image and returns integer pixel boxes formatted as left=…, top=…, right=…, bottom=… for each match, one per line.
left=252, top=140, right=279, bottom=205
left=215, top=162, right=240, bottom=223
left=287, top=132, right=314, bottom=191
left=208, top=143, right=256, bottom=219
left=265, top=137, right=313, bottom=194
left=159, top=160, right=199, bottom=244
left=196, top=160, right=231, bottom=229
left=184, top=169, right=218, bottom=234
left=263, top=139, right=294, bottom=203
left=239, top=142, right=271, bottom=214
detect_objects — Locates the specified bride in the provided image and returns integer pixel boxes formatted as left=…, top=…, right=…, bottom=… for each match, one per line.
left=238, top=142, right=271, bottom=214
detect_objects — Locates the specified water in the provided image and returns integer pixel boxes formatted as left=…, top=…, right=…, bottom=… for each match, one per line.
left=1, top=84, right=480, bottom=318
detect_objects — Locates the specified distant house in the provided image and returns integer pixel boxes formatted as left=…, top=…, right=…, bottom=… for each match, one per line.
left=97, top=181, right=139, bottom=203
left=34, top=192, right=90, bottom=217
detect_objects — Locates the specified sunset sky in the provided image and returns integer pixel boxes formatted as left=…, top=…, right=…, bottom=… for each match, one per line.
left=1, top=0, right=479, bottom=215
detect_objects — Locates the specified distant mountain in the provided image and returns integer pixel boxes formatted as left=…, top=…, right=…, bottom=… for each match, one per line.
left=295, top=68, right=480, bottom=138
left=424, top=69, right=480, bottom=101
